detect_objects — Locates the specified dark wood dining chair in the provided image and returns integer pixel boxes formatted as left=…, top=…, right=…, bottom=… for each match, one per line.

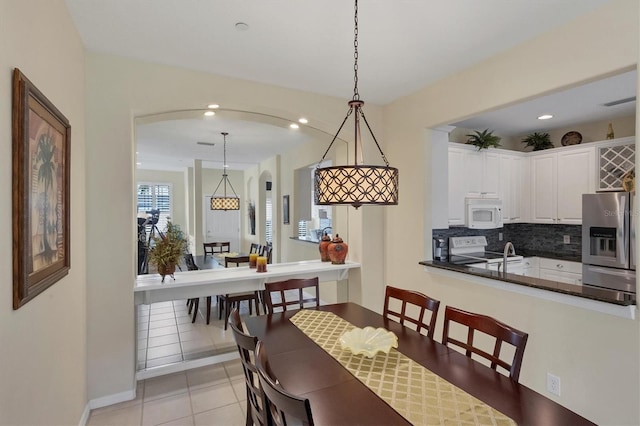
left=264, top=278, right=320, bottom=314
left=228, top=308, right=268, bottom=426
left=218, top=255, right=261, bottom=329
left=383, top=285, right=440, bottom=339
left=442, top=305, right=529, bottom=382
left=255, top=341, right=315, bottom=426
left=184, top=253, right=208, bottom=323
left=203, top=241, right=230, bottom=259
left=250, top=243, right=262, bottom=254
left=261, top=243, right=273, bottom=264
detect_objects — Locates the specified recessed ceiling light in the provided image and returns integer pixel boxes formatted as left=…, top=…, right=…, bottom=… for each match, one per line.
left=207, top=104, right=219, bottom=109
left=290, top=123, right=299, bottom=129
left=204, top=111, right=215, bottom=117
left=235, top=22, right=249, bottom=31
left=298, top=118, right=308, bottom=124
left=136, top=162, right=142, bottom=166
left=538, top=114, right=553, bottom=120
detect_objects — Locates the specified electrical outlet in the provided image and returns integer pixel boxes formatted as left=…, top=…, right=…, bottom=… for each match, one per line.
left=498, top=232, right=503, bottom=241
left=547, top=373, right=561, bottom=396
left=563, top=235, right=570, bottom=244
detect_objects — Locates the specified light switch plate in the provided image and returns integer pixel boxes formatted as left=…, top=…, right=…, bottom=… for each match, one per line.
left=563, top=235, right=570, bottom=244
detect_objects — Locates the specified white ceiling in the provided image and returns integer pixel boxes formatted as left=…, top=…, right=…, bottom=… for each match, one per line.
left=64, top=0, right=633, bottom=170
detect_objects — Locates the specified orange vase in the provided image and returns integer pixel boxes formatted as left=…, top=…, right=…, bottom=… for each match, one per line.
left=328, top=234, right=348, bottom=265
left=319, top=232, right=332, bottom=262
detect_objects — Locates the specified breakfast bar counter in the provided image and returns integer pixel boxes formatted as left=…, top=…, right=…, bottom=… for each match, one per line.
left=135, top=260, right=360, bottom=305
left=420, top=260, right=636, bottom=319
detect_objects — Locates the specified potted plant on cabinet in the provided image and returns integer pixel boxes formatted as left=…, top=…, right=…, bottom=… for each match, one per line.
left=521, top=132, right=553, bottom=151
left=148, top=221, right=187, bottom=282
left=465, top=129, right=501, bottom=151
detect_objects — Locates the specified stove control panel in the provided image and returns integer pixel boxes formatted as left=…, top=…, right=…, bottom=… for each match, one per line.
left=449, top=236, right=488, bottom=249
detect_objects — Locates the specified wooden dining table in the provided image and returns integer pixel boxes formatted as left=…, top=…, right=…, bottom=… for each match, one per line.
left=244, top=302, right=594, bottom=426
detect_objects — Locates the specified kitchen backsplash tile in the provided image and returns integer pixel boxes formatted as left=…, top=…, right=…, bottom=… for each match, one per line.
left=433, top=223, right=582, bottom=261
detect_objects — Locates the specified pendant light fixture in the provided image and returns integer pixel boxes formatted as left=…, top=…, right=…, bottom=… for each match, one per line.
left=314, top=0, right=398, bottom=209
left=210, top=132, right=240, bottom=210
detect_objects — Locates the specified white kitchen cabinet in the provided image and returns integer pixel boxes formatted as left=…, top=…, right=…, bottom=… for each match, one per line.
left=520, top=257, right=539, bottom=278
left=500, top=154, right=528, bottom=223
left=448, top=146, right=483, bottom=225
left=530, top=146, right=595, bottom=224
left=448, top=145, right=527, bottom=225
left=538, top=258, right=582, bottom=285
left=530, top=153, right=557, bottom=223
left=556, top=147, right=596, bottom=224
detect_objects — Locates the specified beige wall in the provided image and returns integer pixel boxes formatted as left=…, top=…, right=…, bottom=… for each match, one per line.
left=0, top=1, right=87, bottom=424
left=384, top=1, right=639, bottom=424
left=85, top=53, right=377, bottom=402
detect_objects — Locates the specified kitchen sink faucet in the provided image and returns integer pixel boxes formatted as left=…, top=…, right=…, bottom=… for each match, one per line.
left=502, top=242, right=516, bottom=274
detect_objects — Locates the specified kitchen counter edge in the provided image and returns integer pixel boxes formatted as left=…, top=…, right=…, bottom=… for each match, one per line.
left=419, top=260, right=635, bottom=307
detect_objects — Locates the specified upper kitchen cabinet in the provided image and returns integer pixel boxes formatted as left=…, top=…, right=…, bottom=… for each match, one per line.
left=448, top=145, right=482, bottom=225
left=447, top=144, right=527, bottom=226
left=530, top=146, right=596, bottom=224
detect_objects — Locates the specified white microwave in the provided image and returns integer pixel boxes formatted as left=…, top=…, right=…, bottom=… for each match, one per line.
left=465, top=196, right=503, bottom=229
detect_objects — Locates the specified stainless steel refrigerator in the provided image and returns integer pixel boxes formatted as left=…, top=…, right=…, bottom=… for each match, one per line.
left=582, top=192, right=636, bottom=295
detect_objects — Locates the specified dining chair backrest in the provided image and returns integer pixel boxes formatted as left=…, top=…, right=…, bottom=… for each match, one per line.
left=255, top=341, right=315, bottom=426
left=183, top=253, right=199, bottom=271
left=264, top=278, right=320, bottom=314
left=261, top=244, right=273, bottom=264
left=250, top=243, right=261, bottom=254
left=383, top=285, right=440, bottom=339
left=228, top=308, right=267, bottom=426
left=442, top=305, right=529, bottom=382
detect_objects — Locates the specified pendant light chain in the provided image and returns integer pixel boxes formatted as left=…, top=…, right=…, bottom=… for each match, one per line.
left=211, top=131, right=240, bottom=210
left=353, top=0, right=359, bottom=101
left=313, top=0, right=399, bottom=208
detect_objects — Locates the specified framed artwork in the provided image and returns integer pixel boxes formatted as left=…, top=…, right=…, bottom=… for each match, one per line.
left=283, top=195, right=290, bottom=224
left=12, top=68, right=71, bottom=309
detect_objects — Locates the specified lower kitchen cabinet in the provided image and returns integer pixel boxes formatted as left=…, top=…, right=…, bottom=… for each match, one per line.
left=538, top=258, right=582, bottom=285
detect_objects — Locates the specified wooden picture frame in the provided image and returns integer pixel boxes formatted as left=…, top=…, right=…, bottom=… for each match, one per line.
left=283, top=195, right=290, bottom=224
left=12, top=68, right=71, bottom=309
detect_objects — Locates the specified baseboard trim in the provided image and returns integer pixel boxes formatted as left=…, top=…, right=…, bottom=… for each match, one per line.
left=78, top=403, right=90, bottom=426
left=135, top=351, right=239, bottom=380
left=88, top=388, right=136, bottom=410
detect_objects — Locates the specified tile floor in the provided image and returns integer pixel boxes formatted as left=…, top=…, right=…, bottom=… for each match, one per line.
left=87, top=360, right=248, bottom=426
left=136, top=299, right=242, bottom=370
left=89, top=298, right=255, bottom=426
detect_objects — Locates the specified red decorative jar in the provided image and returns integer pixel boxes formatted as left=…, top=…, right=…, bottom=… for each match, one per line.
left=319, top=232, right=331, bottom=262
left=328, top=234, right=348, bottom=265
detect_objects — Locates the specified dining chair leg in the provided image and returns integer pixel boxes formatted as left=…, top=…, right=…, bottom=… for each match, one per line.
left=191, top=298, right=199, bottom=323
left=244, top=391, right=252, bottom=426
left=206, top=296, right=212, bottom=325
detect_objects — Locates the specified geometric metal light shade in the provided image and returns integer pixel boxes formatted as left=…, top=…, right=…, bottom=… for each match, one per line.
left=315, top=165, right=399, bottom=209
left=210, top=132, right=240, bottom=211
left=313, top=0, right=398, bottom=209
left=210, top=196, right=240, bottom=210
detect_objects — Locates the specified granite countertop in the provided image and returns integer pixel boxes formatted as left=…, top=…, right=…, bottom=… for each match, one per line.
left=419, top=260, right=635, bottom=306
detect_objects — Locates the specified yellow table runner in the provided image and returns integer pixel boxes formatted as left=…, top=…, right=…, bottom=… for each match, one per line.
left=290, top=310, right=517, bottom=426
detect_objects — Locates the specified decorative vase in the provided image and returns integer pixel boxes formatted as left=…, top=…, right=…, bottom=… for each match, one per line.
left=158, top=263, right=176, bottom=282
left=319, top=232, right=332, bottom=262
left=328, top=234, right=348, bottom=265
left=606, top=123, right=615, bottom=140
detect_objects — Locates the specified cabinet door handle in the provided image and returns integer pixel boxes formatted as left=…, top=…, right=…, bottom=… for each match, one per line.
left=556, top=264, right=563, bottom=269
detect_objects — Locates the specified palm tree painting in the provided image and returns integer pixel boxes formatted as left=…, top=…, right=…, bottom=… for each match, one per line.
left=30, top=117, right=63, bottom=271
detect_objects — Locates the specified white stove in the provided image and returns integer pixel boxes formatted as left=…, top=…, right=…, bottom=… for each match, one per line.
left=448, top=236, right=523, bottom=266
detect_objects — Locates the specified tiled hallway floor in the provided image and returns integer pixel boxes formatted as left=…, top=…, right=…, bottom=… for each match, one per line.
left=136, top=299, right=242, bottom=370
left=87, top=360, right=247, bottom=426
left=87, top=298, right=256, bottom=425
